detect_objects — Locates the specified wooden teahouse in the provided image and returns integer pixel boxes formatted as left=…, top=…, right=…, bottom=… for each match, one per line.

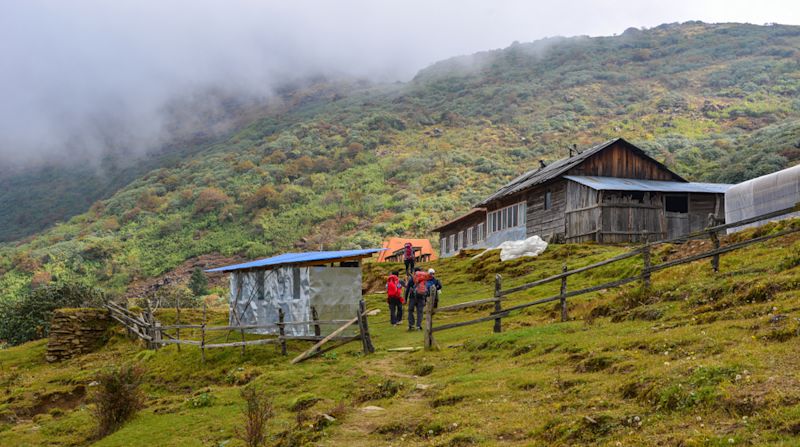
left=434, top=138, right=731, bottom=257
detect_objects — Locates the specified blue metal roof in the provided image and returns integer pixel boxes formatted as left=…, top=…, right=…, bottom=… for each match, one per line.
left=563, top=176, right=732, bottom=194
left=206, top=248, right=386, bottom=273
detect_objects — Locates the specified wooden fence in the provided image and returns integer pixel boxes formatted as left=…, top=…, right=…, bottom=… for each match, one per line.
left=106, top=299, right=377, bottom=363
left=423, top=203, right=800, bottom=350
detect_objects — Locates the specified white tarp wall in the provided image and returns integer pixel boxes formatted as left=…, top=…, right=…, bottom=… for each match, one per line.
left=725, top=164, right=800, bottom=233
left=229, top=266, right=361, bottom=336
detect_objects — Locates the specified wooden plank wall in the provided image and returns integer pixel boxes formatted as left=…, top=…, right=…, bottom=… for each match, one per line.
left=565, top=181, right=600, bottom=242
left=598, top=191, right=664, bottom=243
left=525, top=180, right=567, bottom=242
left=689, top=193, right=722, bottom=232
left=567, top=142, right=679, bottom=181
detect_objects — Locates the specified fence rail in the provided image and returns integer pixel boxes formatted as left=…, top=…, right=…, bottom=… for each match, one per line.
left=422, top=203, right=800, bottom=349
left=106, top=300, right=377, bottom=363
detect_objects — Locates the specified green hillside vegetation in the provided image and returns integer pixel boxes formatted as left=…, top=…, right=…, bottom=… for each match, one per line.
left=3, top=21, right=800, bottom=317
left=1, top=221, right=798, bottom=446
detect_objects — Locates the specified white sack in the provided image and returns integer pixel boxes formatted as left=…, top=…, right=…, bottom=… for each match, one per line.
left=498, top=235, right=548, bottom=261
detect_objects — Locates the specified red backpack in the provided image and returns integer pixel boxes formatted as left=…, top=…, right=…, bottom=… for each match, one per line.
left=414, top=271, right=430, bottom=295
left=387, top=276, right=401, bottom=299
left=404, top=243, right=413, bottom=260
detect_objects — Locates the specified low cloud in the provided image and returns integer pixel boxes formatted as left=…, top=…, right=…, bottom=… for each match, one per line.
left=0, top=0, right=796, bottom=166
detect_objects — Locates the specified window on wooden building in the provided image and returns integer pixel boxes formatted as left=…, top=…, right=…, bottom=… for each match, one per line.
left=448, top=234, right=454, bottom=253
left=466, top=226, right=473, bottom=246
left=544, top=191, right=552, bottom=210
left=477, top=223, right=485, bottom=241
left=458, top=231, right=464, bottom=250
left=487, top=202, right=526, bottom=233
left=665, top=195, right=688, bottom=213
left=440, top=238, right=446, bottom=255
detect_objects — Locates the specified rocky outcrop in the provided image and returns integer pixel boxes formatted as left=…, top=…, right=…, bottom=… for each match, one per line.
left=46, top=308, right=111, bottom=362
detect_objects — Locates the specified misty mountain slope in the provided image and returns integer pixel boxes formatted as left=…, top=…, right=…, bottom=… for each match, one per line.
left=0, top=79, right=366, bottom=243
left=1, top=21, right=800, bottom=302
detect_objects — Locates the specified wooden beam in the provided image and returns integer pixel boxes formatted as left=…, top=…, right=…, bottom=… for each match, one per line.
left=498, top=248, right=643, bottom=297
left=434, top=297, right=498, bottom=314
left=432, top=311, right=513, bottom=333
left=291, top=309, right=379, bottom=364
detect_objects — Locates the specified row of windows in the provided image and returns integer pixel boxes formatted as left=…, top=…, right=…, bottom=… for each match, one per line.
left=440, top=222, right=487, bottom=254
left=440, top=200, right=534, bottom=255
left=488, top=202, right=527, bottom=234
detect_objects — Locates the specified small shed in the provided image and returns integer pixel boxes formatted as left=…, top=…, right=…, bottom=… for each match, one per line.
left=206, top=249, right=384, bottom=336
left=725, top=164, right=800, bottom=233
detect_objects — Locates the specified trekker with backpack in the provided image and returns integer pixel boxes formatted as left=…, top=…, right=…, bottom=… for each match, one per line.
left=386, top=271, right=404, bottom=325
left=407, top=267, right=430, bottom=330
left=426, top=268, right=443, bottom=308
left=403, top=242, right=415, bottom=276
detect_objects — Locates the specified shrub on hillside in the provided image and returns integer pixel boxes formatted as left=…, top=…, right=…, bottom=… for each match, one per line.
left=91, top=364, right=145, bottom=438
left=138, top=283, right=200, bottom=310
left=236, top=386, right=274, bottom=447
left=244, top=185, right=280, bottom=212
left=194, top=187, right=230, bottom=214
left=0, top=281, right=106, bottom=346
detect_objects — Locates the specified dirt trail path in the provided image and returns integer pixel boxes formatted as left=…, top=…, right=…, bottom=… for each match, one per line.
left=319, top=353, right=435, bottom=446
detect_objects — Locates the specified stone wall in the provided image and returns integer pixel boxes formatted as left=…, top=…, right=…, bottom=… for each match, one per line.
left=46, top=308, right=112, bottom=362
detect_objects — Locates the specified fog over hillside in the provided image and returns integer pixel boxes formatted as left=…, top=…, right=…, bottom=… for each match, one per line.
left=1, top=0, right=798, bottom=166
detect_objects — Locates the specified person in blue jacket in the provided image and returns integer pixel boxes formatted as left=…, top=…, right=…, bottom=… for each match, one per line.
left=425, top=268, right=443, bottom=308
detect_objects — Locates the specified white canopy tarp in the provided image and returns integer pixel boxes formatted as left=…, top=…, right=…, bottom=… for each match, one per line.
left=725, top=164, right=800, bottom=233
left=498, top=235, right=549, bottom=261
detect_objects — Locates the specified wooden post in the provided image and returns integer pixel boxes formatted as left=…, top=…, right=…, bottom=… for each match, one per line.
left=642, top=231, right=651, bottom=290
left=709, top=230, right=720, bottom=272
left=154, top=321, right=162, bottom=349
left=144, top=299, right=156, bottom=350
left=200, top=303, right=207, bottom=363
left=560, top=264, right=568, bottom=322
left=423, top=290, right=435, bottom=350
left=356, top=302, right=367, bottom=352
left=359, top=300, right=375, bottom=354
left=311, top=306, right=321, bottom=337
left=310, top=305, right=322, bottom=355
left=278, top=308, right=287, bottom=356
left=175, top=302, right=181, bottom=353
left=123, top=302, right=134, bottom=339
left=493, top=274, right=502, bottom=333
left=708, top=214, right=720, bottom=272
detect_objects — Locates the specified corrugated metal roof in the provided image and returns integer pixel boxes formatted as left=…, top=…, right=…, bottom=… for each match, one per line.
left=206, top=248, right=386, bottom=273
left=564, top=176, right=732, bottom=193
left=476, top=138, right=686, bottom=206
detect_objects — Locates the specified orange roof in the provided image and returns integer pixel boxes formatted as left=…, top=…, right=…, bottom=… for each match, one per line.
left=377, top=238, right=437, bottom=262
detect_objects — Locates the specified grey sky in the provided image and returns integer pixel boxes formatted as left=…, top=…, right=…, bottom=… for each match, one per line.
left=1, top=0, right=798, bottom=165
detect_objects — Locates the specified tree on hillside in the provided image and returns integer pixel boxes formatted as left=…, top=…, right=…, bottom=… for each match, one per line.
left=194, top=187, right=230, bottom=214
left=189, top=267, right=209, bottom=296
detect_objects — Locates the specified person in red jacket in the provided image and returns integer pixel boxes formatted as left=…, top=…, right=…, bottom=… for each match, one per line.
left=403, top=242, right=415, bottom=276
left=386, top=271, right=404, bottom=325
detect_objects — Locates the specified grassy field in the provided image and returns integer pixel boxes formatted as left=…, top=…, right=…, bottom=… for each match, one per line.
left=1, top=221, right=799, bottom=446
